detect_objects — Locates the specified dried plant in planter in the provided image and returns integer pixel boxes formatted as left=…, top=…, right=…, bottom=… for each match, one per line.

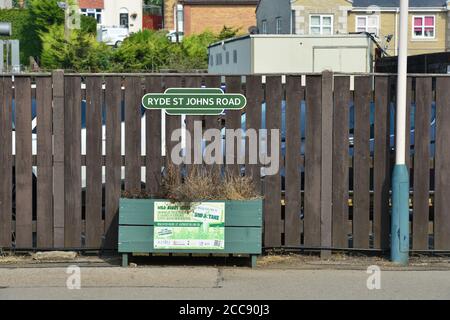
left=121, top=189, right=151, bottom=199
left=159, top=164, right=262, bottom=203
left=221, top=171, right=261, bottom=201
left=159, top=162, right=182, bottom=200
left=121, top=163, right=262, bottom=202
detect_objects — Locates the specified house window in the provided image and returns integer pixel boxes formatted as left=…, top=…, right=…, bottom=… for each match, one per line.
left=413, top=15, right=435, bottom=39
left=356, top=15, right=379, bottom=36
left=120, top=13, right=129, bottom=28
left=309, top=15, right=333, bottom=35
left=291, top=10, right=296, bottom=34
left=209, top=54, right=214, bottom=66
left=226, top=51, right=230, bottom=64
left=261, top=20, right=267, bottom=34
left=176, top=4, right=184, bottom=32
left=276, top=17, right=282, bottom=34
left=233, top=50, right=237, bottom=63
left=216, top=53, right=222, bottom=65
left=80, top=8, right=102, bottom=24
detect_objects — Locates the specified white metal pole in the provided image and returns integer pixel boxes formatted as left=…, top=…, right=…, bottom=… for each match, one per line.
left=395, top=0, right=409, bottom=165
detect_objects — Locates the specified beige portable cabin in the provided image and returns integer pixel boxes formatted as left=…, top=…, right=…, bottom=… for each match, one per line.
left=207, top=34, right=374, bottom=75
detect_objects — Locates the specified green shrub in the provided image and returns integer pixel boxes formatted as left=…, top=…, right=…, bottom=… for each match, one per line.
left=111, top=29, right=172, bottom=72
left=81, top=15, right=97, bottom=35
left=40, top=24, right=113, bottom=72
left=112, top=26, right=241, bottom=72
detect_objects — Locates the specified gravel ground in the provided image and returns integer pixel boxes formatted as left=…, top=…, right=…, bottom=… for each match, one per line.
left=1, top=251, right=449, bottom=270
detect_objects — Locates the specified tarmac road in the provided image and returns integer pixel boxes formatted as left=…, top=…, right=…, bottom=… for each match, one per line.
left=1, top=266, right=450, bottom=300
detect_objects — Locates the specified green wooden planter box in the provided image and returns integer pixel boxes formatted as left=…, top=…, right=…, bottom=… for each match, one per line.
left=118, top=198, right=263, bottom=267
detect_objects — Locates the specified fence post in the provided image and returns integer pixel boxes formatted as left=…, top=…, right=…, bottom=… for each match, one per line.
left=52, top=70, right=65, bottom=248
left=321, top=71, right=333, bottom=258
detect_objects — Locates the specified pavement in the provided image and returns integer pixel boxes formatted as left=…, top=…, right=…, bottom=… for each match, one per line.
left=1, top=254, right=450, bottom=300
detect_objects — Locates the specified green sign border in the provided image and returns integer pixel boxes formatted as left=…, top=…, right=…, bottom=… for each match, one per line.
left=142, top=88, right=247, bottom=116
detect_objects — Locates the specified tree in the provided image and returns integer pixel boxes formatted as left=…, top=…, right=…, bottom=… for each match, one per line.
left=217, top=26, right=241, bottom=40
left=29, top=0, right=64, bottom=34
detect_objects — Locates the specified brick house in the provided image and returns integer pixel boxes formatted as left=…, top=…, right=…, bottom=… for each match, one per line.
left=164, top=0, right=258, bottom=35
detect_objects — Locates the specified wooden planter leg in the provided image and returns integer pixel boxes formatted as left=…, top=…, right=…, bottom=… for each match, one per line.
left=122, top=253, right=129, bottom=267
left=250, top=255, right=257, bottom=268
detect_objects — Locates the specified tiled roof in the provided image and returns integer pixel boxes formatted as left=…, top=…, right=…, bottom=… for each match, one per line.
left=79, top=0, right=104, bottom=9
left=352, top=0, right=448, bottom=7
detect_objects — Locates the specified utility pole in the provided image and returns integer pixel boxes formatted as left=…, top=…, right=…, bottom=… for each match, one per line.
left=391, top=0, right=409, bottom=265
left=65, top=0, right=80, bottom=40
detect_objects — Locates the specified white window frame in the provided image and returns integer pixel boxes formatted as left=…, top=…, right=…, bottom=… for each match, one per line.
left=261, top=20, right=267, bottom=34
left=355, top=15, right=380, bottom=36
left=80, top=8, right=102, bottom=24
left=276, top=17, right=282, bottom=34
left=176, top=4, right=184, bottom=32
left=309, top=14, right=334, bottom=35
left=412, top=15, right=436, bottom=40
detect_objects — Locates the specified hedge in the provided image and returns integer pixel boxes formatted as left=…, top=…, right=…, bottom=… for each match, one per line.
left=0, top=9, right=40, bottom=66
left=0, top=8, right=97, bottom=68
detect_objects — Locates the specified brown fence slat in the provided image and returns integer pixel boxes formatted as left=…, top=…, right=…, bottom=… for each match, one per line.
left=15, top=77, right=33, bottom=248
left=85, top=77, right=103, bottom=248
left=104, top=76, right=122, bottom=249
left=405, top=77, right=413, bottom=169
left=64, top=76, right=82, bottom=248
left=145, top=76, right=163, bottom=196
left=124, top=76, right=142, bottom=192
left=36, top=77, right=53, bottom=248
left=225, top=76, right=243, bottom=176
left=0, top=77, right=12, bottom=248
left=373, top=76, right=391, bottom=250
left=320, top=71, right=333, bottom=256
left=284, top=76, right=302, bottom=246
left=353, top=76, right=371, bottom=249
left=52, top=70, right=65, bottom=248
left=245, top=76, right=263, bottom=191
left=332, top=76, right=350, bottom=248
left=204, top=76, right=222, bottom=176
left=304, top=75, right=322, bottom=247
left=412, top=77, right=432, bottom=250
left=164, top=76, right=182, bottom=169
left=435, top=77, right=450, bottom=250
left=185, top=76, right=203, bottom=173
left=263, top=76, right=282, bottom=247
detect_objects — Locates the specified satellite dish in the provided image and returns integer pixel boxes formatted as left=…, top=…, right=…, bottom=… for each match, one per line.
left=248, top=26, right=258, bottom=34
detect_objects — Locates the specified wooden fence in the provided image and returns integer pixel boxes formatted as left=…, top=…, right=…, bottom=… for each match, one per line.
left=1, top=71, right=450, bottom=252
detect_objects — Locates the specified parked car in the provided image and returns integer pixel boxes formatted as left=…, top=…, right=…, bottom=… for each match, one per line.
left=98, top=27, right=129, bottom=47
left=167, top=30, right=184, bottom=43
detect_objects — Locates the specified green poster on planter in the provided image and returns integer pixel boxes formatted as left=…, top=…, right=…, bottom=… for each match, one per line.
left=153, top=201, right=225, bottom=250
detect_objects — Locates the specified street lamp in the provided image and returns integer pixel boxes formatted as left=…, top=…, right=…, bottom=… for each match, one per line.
left=391, top=0, right=409, bottom=265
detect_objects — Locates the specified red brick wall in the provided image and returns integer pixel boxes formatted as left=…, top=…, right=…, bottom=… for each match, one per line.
left=164, top=0, right=177, bottom=30
left=184, top=4, right=257, bottom=35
